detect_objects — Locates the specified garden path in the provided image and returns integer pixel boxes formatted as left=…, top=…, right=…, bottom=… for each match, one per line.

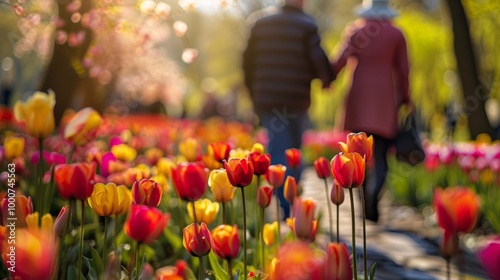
left=269, top=167, right=490, bottom=280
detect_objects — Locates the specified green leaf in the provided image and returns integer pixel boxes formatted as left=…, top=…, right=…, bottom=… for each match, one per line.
left=369, top=263, right=378, bottom=280
left=83, top=256, right=98, bottom=280
left=208, top=251, right=228, bottom=280
left=67, top=265, right=85, bottom=280
left=89, top=245, right=104, bottom=277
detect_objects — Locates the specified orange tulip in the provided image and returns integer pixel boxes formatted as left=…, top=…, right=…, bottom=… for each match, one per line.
left=283, top=176, right=298, bottom=204
left=249, top=151, right=271, bottom=176
left=210, top=142, right=231, bottom=163
left=211, top=224, right=240, bottom=260
left=131, top=179, right=162, bottom=207
left=224, top=157, right=254, bottom=188
left=330, top=152, right=365, bottom=188
left=269, top=241, right=322, bottom=280
left=265, top=164, right=286, bottom=188
left=2, top=228, right=58, bottom=279
left=183, top=222, right=212, bottom=257
left=172, top=162, right=208, bottom=201
left=324, top=242, right=353, bottom=280
left=433, top=187, right=480, bottom=233
left=285, top=148, right=301, bottom=169
left=156, top=260, right=188, bottom=280
left=257, top=185, right=274, bottom=208
left=0, top=195, right=33, bottom=227
left=286, top=198, right=318, bottom=242
left=313, top=156, right=330, bottom=179
left=54, top=162, right=96, bottom=200
left=339, top=132, right=373, bottom=161
left=202, top=145, right=223, bottom=170
left=124, top=204, right=169, bottom=244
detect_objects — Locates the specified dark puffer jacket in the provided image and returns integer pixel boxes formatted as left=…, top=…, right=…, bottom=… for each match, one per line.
left=242, top=4, right=334, bottom=114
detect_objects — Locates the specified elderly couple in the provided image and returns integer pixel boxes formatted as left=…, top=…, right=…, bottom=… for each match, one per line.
left=242, top=0, right=411, bottom=223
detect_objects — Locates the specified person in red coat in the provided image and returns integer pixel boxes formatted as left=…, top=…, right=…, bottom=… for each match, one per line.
left=331, top=0, right=412, bottom=222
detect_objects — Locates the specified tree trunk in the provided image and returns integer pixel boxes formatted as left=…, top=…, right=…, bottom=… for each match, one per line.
left=39, top=0, right=94, bottom=125
left=444, top=0, right=496, bottom=139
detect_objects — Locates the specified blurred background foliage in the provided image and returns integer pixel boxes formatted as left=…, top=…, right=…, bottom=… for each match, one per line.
left=0, top=0, right=499, bottom=141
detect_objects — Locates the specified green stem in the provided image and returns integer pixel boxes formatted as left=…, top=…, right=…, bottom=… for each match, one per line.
left=135, top=242, right=141, bottom=280
left=103, top=216, right=109, bottom=270
left=78, top=200, right=85, bottom=280
left=222, top=202, right=226, bottom=225
left=324, top=178, right=334, bottom=242
left=360, top=187, right=368, bottom=280
left=227, top=258, right=233, bottom=279
left=349, top=188, right=358, bottom=280
left=240, top=187, right=248, bottom=280
left=274, top=188, right=281, bottom=244
left=38, top=137, right=44, bottom=221
left=198, top=256, right=204, bottom=280
left=260, top=206, right=265, bottom=271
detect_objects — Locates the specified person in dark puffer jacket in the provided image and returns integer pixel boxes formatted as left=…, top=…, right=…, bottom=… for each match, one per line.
left=242, top=0, right=333, bottom=219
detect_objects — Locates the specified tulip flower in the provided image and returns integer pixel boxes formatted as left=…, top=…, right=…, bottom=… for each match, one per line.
left=286, top=198, right=318, bottom=242
left=263, top=222, right=278, bottom=246
left=339, top=132, right=373, bottom=161
left=285, top=148, right=301, bottom=169
left=477, top=236, right=500, bottom=280
left=330, top=152, right=365, bottom=188
left=54, top=162, right=96, bottom=200
left=211, top=224, right=240, bottom=260
left=124, top=204, right=170, bottom=244
left=202, top=145, right=224, bottom=170
left=283, top=176, right=298, bottom=204
left=2, top=228, right=58, bottom=279
left=209, top=169, right=236, bottom=204
left=256, top=185, right=273, bottom=208
left=265, top=164, right=287, bottom=188
left=13, top=90, right=55, bottom=139
left=88, top=183, right=132, bottom=217
left=183, top=222, right=212, bottom=257
left=53, top=205, right=70, bottom=236
left=3, top=135, right=24, bottom=160
left=224, top=157, right=254, bottom=188
left=145, top=147, right=163, bottom=165
left=157, top=157, right=177, bottom=178
left=249, top=152, right=271, bottom=176
left=111, top=144, right=137, bottom=162
left=210, top=142, right=231, bottom=163
left=25, top=212, right=53, bottom=231
left=187, top=199, right=219, bottom=225
left=323, top=242, right=353, bottom=280
left=433, top=187, right=480, bottom=234
left=131, top=179, right=162, bottom=207
left=64, top=107, right=103, bottom=146
left=251, top=143, right=265, bottom=154
left=1, top=195, right=33, bottom=228
left=172, top=162, right=208, bottom=201
left=156, top=260, right=188, bottom=280
left=270, top=241, right=321, bottom=280
left=179, top=137, right=201, bottom=162
left=313, top=156, right=330, bottom=179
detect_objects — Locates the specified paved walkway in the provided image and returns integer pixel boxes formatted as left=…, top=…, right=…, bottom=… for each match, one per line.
left=276, top=168, right=489, bottom=280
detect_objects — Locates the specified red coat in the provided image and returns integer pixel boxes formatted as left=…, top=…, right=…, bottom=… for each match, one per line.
left=332, top=19, right=410, bottom=139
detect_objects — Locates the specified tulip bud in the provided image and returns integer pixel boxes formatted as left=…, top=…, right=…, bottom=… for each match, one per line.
left=183, top=222, right=212, bottom=257
left=285, top=148, right=301, bottom=169
left=132, top=179, right=162, bottom=207
left=257, top=186, right=273, bottom=208
left=211, top=224, right=240, bottom=260
left=263, top=222, right=278, bottom=246
left=284, top=176, right=298, bottom=204
left=63, top=107, right=103, bottom=146
left=330, top=180, right=345, bottom=206
left=249, top=152, right=271, bottom=176
left=224, top=157, right=254, bottom=188
left=54, top=205, right=70, bottom=236
left=313, top=156, right=330, bottom=179
left=265, top=164, right=286, bottom=188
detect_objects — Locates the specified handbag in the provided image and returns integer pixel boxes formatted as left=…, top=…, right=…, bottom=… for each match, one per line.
left=394, top=114, right=425, bottom=166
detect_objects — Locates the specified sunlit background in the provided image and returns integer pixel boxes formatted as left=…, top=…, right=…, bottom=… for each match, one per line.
left=0, top=0, right=499, bottom=141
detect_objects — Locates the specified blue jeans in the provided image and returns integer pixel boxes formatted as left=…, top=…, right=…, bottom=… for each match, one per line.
left=260, top=109, right=310, bottom=219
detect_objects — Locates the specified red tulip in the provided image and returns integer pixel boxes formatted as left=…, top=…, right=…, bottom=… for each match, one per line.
left=257, top=186, right=273, bottom=208
left=330, top=180, right=345, bottom=206
left=249, top=152, right=271, bottom=176
left=324, top=242, right=353, bottom=280
left=224, top=157, right=254, bottom=188
left=131, top=179, right=162, bottom=207
left=172, top=162, right=208, bottom=201
left=284, top=176, right=298, bottom=204
left=210, top=142, right=231, bottom=163
left=477, top=236, right=500, bottom=280
left=339, top=132, right=373, bottom=161
left=313, top=156, right=330, bottom=179
left=265, top=164, right=287, bottom=188
left=433, top=187, right=480, bottom=233
left=124, top=204, right=169, bottom=244
left=211, top=224, right=240, bottom=260
left=285, top=148, right=301, bottom=169
left=55, top=162, right=96, bottom=200
left=183, top=223, right=212, bottom=257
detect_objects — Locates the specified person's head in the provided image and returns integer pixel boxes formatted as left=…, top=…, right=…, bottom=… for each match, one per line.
left=285, top=0, right=304, bottom=8
left=355, top=0, right=397, bottom=20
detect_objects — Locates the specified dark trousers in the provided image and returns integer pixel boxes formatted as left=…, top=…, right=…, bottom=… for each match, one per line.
left=364, top=134, right=392, bottom=222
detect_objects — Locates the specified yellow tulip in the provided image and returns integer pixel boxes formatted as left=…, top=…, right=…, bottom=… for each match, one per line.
left=157, top=157, right=177, bottom=178
left=88, top=183, right=132, bottom=217
left=251, top=143, right=265, bottom=154
left=64, top=107, right=103, bottom=146
left=111, top=144, right=137, bottom=162
left=209, top=169, right=236, bottom=203
left=25, top=212, right=54, bottom=232
left=4, top=135, right=25, bottom=159
left=150, top=173, right=170, bottom=193
left=179, top=137, right=201, bottom=162
left=263, top=221, right=278, bottom=246
left=229, top=148, right=250, bottom=159
left=14, top=90, right=55, bottom=139
left=187, top=198, right=219, bottom=225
